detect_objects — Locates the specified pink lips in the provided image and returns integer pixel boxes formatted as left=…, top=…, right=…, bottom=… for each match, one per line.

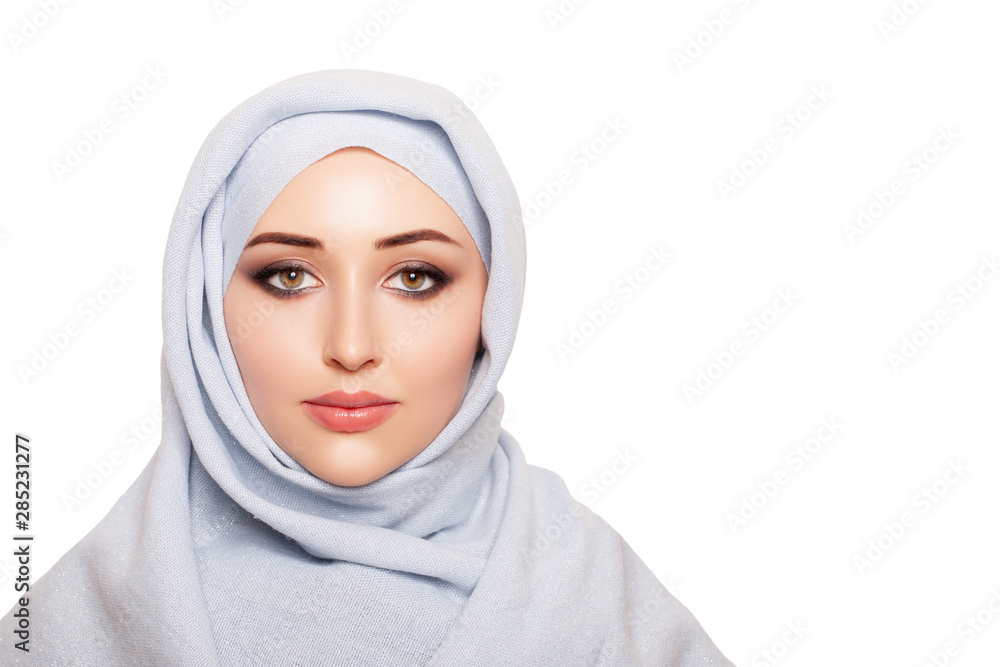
left=302, top=390, right=399, bottom=433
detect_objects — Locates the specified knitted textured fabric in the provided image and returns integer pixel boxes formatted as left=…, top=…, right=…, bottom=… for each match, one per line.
left=1, top=70, right=734, bottom=666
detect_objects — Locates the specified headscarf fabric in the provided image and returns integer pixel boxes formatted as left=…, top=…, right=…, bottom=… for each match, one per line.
left=1, top=70, right=733, bottom=666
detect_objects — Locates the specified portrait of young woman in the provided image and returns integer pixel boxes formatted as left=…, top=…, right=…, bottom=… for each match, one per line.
left=5, top=1, right=999, bottom=665
left=1, top=68, right=733, bottom=664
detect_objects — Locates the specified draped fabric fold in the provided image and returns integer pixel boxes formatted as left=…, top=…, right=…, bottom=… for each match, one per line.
left=1, top=70, right=733, bottom=666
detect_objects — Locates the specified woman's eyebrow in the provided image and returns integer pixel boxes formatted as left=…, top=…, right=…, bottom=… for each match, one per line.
left=244, top=232, right=323, bottom=250
left=243, top=228, right=460, bottom=251
left=373, top=228, right=460, bottom=250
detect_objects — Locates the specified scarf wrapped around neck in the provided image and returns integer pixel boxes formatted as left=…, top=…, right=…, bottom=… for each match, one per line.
left=1, top=69, right=733, bottom=666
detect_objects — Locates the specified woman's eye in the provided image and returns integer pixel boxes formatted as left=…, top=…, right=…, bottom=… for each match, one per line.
left=265, top=267, right=319, bottom=292
left=386, top=269, right=437, bottom=293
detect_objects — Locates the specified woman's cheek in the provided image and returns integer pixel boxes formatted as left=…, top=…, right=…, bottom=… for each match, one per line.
left=425, top=299, right=482, bottom=373
left=230, top=302, right=307, bottom=397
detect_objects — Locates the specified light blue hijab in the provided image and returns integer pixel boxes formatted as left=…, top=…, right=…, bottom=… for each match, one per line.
left=1, top=70, right=733, bottom=665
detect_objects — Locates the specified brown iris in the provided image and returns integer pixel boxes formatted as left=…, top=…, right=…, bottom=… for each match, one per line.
left=278, top=269, right=304, bottom=289
left=400, top=270, right=425, bottom=290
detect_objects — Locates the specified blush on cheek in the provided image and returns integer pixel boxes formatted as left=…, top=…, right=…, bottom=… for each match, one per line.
left=416, top=299, right=481, bottom=359
left=435, top=319, right=482, bottom=389
left=398, top=296, right=480, bottom=398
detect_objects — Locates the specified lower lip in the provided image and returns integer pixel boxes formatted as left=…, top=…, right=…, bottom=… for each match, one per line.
left=302, top=402, right=400, bottom=433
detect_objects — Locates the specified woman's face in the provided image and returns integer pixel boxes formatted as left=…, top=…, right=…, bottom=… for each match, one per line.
left=223, top=146, right=488, bottom=487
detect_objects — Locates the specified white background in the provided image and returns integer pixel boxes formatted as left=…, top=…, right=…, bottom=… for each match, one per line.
left=3, top=0, right=1000, bottom=664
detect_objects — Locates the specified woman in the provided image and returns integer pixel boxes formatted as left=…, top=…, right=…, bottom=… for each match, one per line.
left=2, top=70, right=733, bottom=665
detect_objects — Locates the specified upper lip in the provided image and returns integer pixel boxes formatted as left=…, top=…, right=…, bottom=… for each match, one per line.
left=305, top=390, right=396, bottom=408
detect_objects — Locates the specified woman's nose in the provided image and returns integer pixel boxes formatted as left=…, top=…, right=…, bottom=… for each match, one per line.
left=322, top=282, right=379, bottom=373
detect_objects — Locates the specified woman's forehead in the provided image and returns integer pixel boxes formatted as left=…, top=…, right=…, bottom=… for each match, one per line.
left=246, top=147, right=478, bottom=253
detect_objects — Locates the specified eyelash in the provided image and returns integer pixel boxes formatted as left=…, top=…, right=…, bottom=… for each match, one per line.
left=249, top=262, right=452, bottom=300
